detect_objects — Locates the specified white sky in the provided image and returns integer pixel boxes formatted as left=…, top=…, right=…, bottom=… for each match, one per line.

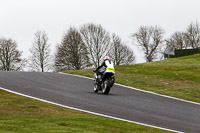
left=0, top=0, right=200, bottom=63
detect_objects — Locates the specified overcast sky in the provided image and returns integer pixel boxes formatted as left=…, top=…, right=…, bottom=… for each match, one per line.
left=0, top=0, right=200, bottom=63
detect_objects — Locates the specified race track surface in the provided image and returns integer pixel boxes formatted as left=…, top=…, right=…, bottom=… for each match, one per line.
left=0, top=71, right=199, bottom=133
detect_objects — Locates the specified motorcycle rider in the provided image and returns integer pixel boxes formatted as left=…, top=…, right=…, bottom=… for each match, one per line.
left=94, top=56, right=115, bottom=84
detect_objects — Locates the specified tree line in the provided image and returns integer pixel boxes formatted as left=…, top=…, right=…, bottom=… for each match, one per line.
left=0, top=21, right=200, bottom=72
left=0, top=23, right=135, bottom=72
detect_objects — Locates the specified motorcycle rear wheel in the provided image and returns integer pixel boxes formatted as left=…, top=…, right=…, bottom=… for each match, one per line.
left=102, top=79, right=110, bottom=95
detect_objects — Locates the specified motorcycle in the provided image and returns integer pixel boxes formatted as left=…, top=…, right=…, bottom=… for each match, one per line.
left=93, top=69, right=115, bottom=94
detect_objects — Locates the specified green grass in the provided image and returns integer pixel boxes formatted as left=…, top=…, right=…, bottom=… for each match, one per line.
left=63, top=54, right=200, bottom=103
left=0, top=89, right=169, bottom=133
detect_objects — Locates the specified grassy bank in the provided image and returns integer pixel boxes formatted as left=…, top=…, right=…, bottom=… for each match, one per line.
left=0, top=89, right=169, bottom=133
left=63, top=54, right=200, bottom=103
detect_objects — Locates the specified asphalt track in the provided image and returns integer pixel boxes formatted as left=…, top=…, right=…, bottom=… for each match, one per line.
left=0, top=71, right=200, bottom=133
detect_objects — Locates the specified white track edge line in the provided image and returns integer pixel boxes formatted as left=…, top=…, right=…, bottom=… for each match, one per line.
left=0, top=87, right=183, bottom=133
left=59, top=72, right=200, bottom=106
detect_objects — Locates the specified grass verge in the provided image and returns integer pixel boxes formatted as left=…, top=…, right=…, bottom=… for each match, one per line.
left=0, top=89, right=170, bottom=133
left=62, top=54, right=200, bottom=103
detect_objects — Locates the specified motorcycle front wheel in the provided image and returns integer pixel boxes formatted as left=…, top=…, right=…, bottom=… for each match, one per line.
left=94, top=83, right=98, bottom=93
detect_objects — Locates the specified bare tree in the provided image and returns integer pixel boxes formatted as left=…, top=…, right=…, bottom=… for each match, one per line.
left=29, top=31, right=51, bottom=72
left=80, top=23, right=111, bottom=67
left=184, top=21, right=200, bottom=48
left=132, top=25, right=165, bottom=62
left=0, top=38, right=26, bottom=71
left=109, top=34, right=135, bottom=65
left=167, top=31, right=186, bottom=50
left=54, top=27, right=90, bottom=71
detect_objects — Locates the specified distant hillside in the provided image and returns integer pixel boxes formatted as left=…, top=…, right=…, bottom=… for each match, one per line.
left=63, top=54, right=200, bottom=103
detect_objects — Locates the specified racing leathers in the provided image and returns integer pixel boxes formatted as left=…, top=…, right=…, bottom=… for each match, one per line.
left=95, top=59, right=115, bottom=82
